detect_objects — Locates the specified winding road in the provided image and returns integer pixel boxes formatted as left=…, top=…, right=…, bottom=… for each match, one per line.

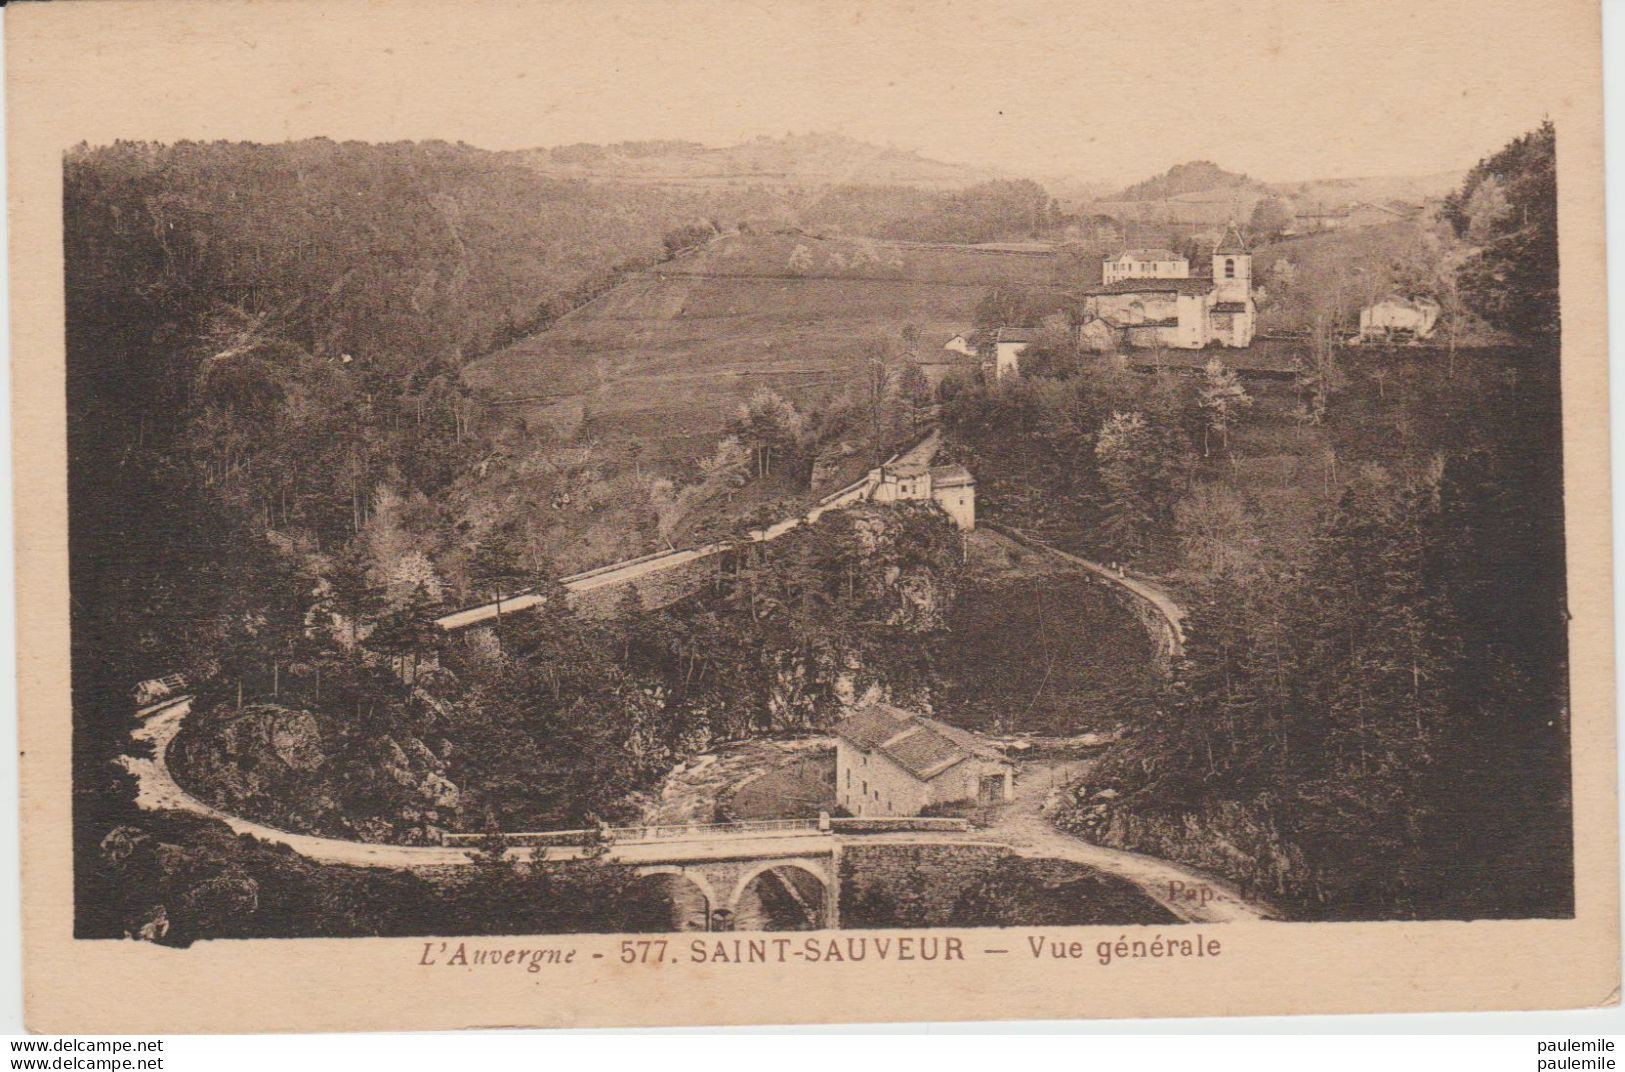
left=988, top=524, right=1187, bottom=659
left=124, top=698, right=1270, bottom=923
left=122, top=424, right=1272, bottom=924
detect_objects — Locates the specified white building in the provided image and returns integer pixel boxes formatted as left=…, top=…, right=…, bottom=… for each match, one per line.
left=834, top=702, right=1014, bottom=817
left=1102, top=248, right=1190, bottom=285
left=991, top=328, right=1031, bottom=380
left=871, top=461, right=975, bottom=531
left=1080, top=225, right=1256, bottom=349
left=1359, top=296, right=1441, bottom=342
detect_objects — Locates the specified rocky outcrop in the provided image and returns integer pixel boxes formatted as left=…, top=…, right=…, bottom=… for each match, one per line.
left=169, top=702, right=462, bottom=844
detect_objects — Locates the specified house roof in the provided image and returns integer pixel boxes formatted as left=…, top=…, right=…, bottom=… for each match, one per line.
left=929, top=463, right=974, bottom=488
left=1085, top=277, right=1215, bottom=297
left=883, top=461, right=930, bottom=480
left=833, top=702, right=1008, bottom=782
left=1114, top=248, right=1182, bottom=262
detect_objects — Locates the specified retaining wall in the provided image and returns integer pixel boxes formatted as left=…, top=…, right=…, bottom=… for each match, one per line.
left=568, top=552, right=721, bottom=619
left=827, top=816, right=973, bottom=835
left=838, top=842, right=1013, bottom=926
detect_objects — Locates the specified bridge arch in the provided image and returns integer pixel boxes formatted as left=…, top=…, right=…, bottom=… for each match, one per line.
left=631, top=866, right=719, bottom=931
left=729, top=858, right=834, bottom=930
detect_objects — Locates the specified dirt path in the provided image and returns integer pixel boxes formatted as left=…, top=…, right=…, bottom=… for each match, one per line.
left=124, top=700, right=486, bottom=869
left=988, top=525, right=1187, bottom=657
left=976, top=757, right=1271, bottom=922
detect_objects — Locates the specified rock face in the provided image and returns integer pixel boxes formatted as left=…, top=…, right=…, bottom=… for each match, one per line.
left=171, top=702, right=462, bottom=844
left=268, top=709, right=325, bottom=772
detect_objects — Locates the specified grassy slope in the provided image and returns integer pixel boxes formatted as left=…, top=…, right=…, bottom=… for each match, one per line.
left=453, top=233, right=1087, bottom=573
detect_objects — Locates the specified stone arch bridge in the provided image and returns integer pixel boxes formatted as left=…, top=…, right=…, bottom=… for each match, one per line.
left=129, top=700, right=1269, bottom=926
left=444, top=821, right=843, bottom=930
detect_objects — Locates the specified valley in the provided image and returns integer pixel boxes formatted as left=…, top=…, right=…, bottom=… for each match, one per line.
left=68, top=123, right=1569, bottom=942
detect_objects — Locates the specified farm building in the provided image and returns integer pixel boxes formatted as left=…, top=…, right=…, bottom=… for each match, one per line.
left=833, top=703, right=1014, bottom=817
left=1079, top=224, right=1256, bottom=349
left=1359, top=296, right=1441, bottom=342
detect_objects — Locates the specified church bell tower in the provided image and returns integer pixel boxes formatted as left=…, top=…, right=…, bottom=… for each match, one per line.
left=1212, top=222, right=1252, bottom=302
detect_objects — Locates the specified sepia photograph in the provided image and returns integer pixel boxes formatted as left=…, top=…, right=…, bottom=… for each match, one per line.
left=11, top=0, right=1617, bottom=1033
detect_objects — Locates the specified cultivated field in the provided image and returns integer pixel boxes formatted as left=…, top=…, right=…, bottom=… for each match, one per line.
left=463, top=232, right=1073, bottom=465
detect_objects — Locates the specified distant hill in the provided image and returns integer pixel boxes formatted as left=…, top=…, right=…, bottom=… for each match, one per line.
left=1265, top=170, right=1464, bottom=208
left=1108, top=160, right=1266, bottom=202
left=1069, top=160, right=1463, bottom=234
left=507, top=132, right=1000, bottom=190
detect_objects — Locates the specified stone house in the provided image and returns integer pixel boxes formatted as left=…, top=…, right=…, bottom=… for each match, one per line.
left=833, top=702, right=1014, bottom=817
left=871, top=461, right=975, bottom=531
left=990, top=328, right=1031, bottom=380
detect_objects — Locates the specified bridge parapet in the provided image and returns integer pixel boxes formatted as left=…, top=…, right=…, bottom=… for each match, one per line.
left=438, top=816, right=984, bottom=850
left=440, top=818, right=823, bottom=849
left=828, top=816, right=972, bottom=834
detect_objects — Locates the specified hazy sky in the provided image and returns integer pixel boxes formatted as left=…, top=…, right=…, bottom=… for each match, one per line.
left=25, top=0, right=1578, bottom=182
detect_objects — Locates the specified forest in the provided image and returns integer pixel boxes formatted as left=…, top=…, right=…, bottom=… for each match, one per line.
left=64, top=138, right=1055, bottom=939
left=68, top=122, right=1568, bottom=937
left=93, top=499, right=968, bottom=943
left=939, top=123, right=1569, bottom=920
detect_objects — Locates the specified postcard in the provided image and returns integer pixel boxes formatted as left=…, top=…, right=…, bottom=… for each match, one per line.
left=11, top=0, right=1616, bottom=1032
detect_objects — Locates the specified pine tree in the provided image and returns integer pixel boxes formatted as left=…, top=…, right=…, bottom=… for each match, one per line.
left=467, top=520, right=532, bottom=640
left=1196, top=359, right=1252, bottom=457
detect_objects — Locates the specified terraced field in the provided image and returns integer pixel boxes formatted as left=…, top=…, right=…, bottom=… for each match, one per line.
left=463, top=232, right=1075, bottom=466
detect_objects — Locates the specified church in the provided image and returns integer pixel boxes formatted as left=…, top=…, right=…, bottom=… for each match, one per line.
left=1079, top=225, right=1257, bottom=349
